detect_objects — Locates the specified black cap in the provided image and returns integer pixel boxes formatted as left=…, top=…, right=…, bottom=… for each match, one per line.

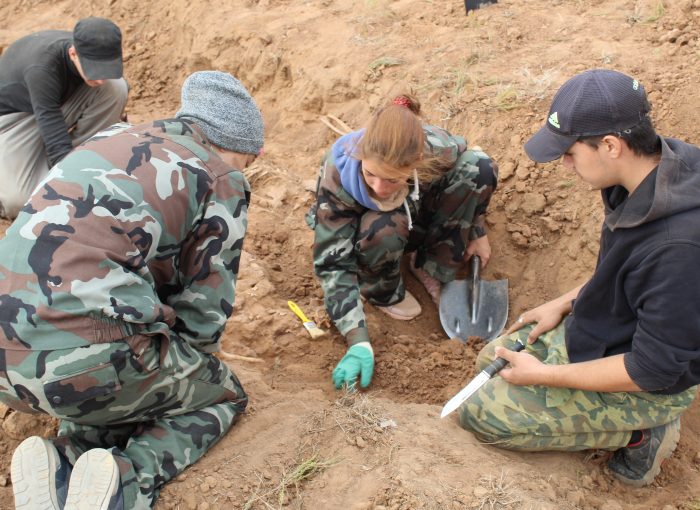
left=72, top=17, right=123, bottom=80
left=525, top=69, right=650, bottom=163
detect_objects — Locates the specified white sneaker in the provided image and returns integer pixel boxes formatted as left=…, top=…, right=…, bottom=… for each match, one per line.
left=65, top=449, right=122, bottom=510
left=375, top=290, right=421, bottom=320
left=11, top=436, right=69, bottom=510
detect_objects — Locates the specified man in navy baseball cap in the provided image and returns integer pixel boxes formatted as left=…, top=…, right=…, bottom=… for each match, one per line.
left=525, top=69, right=651, bottom=163
left=459, top=69, right=700, bottom=489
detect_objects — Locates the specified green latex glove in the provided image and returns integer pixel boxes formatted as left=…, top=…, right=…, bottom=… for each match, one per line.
left=332, top=342, right=374, bottom=389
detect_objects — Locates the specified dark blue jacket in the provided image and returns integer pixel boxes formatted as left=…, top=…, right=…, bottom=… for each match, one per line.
left=565, top=137, right=700, bottom=394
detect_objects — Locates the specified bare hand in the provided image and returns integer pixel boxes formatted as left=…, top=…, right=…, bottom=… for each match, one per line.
left=504, top=299, right=567, bottom=344
left=466, top=235, right=491, bottom=267
left=495, top=346, right=548, bottom=386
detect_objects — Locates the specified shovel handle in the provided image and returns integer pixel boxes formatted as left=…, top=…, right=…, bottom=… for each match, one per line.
left=470, top=255, right=481, bottom=323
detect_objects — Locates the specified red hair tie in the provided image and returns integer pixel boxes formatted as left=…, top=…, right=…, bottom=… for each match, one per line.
left=393, top=96, right=411, bottom=108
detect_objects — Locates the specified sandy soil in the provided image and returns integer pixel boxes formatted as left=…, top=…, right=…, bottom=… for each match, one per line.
left=1, top=0, right=699, bottom=508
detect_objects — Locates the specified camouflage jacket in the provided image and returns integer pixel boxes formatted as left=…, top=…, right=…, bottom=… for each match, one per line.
left=0, top=119, right=250, bottom=353
left=307, top=124, right=494, bottom=345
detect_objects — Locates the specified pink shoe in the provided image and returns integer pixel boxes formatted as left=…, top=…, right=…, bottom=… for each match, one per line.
left=375, top=290, right=421, bottom=320
left=409, top=253, right=441, bottom=306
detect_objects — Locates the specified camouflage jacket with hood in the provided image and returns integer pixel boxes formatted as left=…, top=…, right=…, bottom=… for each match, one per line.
left=0, top=119, right=250, bottom=353
left=307, top=124, right=495, bottom=345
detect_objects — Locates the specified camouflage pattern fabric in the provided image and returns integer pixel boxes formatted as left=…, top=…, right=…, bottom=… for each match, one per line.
left=0, top=119, right=251, bottom=508
left=307, top=124, right=497, bottom=346
left=0, top=119, right=250, bottom=354
left=459, top=323, right=697, bottom=451
left=2, top=333, right=247, bottom=509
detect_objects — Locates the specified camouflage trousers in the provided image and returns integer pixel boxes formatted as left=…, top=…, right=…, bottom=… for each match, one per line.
left=0, top=333, right=247, bottom=509
left=459, top=323, right=697, bottom=451
left=357, top=165, right=492, bottom=307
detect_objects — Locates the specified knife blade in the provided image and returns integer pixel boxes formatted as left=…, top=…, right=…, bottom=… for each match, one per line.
left=440, top=339, right=525, bottom=418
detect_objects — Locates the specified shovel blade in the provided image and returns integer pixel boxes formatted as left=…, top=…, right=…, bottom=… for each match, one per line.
left=439, top=278, right=508, bottom=342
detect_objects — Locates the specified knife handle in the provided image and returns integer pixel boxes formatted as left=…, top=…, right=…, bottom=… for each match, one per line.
left=483, top=340, right=525, bottom=376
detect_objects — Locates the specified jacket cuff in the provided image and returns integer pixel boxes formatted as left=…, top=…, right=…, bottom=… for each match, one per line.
left=469, top=215, right=487, bottom=240
left=346, top=327, right=371, bottom=346
left=623, top=352, right=669, bottom=392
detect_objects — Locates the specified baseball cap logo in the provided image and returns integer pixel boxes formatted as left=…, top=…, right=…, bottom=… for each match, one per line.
left=548, top=111, right=561, bottom=129
left=632, top=79, right=639, bottom=90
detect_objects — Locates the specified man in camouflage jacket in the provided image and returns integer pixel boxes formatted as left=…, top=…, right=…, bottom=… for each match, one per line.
left=1, top=71, right=264, bottom=510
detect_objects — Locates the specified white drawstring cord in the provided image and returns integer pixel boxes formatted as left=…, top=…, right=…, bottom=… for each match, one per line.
left=403, top=200, right=413, bottom=231
left=404, top=170, right=420, bottom=231
left=410, top=169, right=420, bottom=201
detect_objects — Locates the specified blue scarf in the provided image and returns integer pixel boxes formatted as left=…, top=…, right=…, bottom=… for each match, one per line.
left=332, top=130, right=380, bottom=211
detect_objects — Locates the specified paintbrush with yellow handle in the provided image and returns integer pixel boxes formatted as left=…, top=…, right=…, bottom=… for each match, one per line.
left=288, top=300, right=327, bottom=339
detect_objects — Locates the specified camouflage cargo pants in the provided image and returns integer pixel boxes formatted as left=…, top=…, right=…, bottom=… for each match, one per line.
left=459, top=323, right=697, bottom=451
left=357, top=158, right=494, bottom=306
left=0, top=333, right=247, bottom=509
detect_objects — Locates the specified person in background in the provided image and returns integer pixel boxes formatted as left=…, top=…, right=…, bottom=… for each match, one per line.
left=2, top=70, right=264, bottom=509
left=307, top=92, right=498, bottom=390
left=459, top=69, right=699, bottom=488
left=0, top=16, right=128, bottom=219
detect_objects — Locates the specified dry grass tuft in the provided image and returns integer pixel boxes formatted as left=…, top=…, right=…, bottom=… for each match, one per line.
left=475, top=470, right=521, bottom=510
left=518, top=67, right=558, bottom=100
left=493, top=85, right=519, bottom=111
left=243, top=161, right=300, bottom=188
left=302, top=389, right=397, bottom=451
left=243, top=445, right=338, bottom=510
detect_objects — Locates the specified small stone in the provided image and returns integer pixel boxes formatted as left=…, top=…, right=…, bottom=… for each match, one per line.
left=356, top=436, right=367, bottom=448
left=499, top=161, right=516, bottom=180
left=515, top=166, right=530, bottom=179
left=511, top=232, right=528, bottom=247
left=0, top=475, right=8, bottom=487
left=520, top=192, right=547, bottom=214
left=542, top=216, right=560, bottom=232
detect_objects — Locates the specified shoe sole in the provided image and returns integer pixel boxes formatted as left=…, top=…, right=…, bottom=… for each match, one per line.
left=64, top=449, right=120, bottom=510
left=11, top=436, right=61, bottom=510
left=617, top=419, right=681, bottom=487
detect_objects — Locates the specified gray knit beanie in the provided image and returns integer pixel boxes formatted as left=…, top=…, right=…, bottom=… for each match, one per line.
left=175, top=71, right=264, bottom=155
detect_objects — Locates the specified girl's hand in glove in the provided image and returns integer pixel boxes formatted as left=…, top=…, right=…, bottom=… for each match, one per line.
left=332, top=342, right=374, bottom=389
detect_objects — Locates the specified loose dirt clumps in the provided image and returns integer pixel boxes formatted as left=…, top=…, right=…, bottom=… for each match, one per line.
left=1, top=0, right=700, bottom=509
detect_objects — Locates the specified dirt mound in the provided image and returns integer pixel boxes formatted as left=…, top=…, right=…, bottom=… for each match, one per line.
left=1, top=0, right=700, bottom=509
